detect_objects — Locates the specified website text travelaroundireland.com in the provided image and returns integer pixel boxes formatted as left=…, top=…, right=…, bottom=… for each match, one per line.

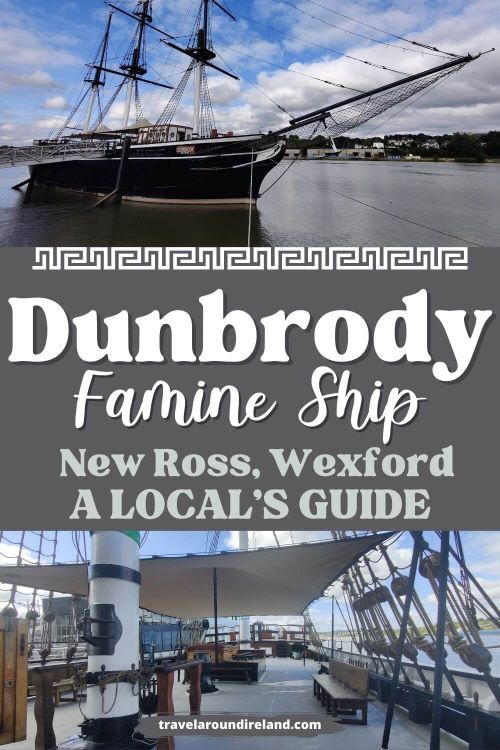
left=144, top=715, right=335, bottom=737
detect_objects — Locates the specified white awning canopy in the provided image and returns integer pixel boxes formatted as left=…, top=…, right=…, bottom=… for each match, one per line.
left=0, top=535, right=391, bottom=618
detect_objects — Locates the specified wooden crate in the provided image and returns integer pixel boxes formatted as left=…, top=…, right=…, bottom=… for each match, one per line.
left=0, top=617, right=28, bottom=745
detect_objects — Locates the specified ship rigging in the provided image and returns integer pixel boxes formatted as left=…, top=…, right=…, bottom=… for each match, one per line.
left=1, top=0, right=492, bottom=204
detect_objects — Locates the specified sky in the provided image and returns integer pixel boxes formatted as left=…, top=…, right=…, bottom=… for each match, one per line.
left=1, top=529, right=500, bottom=636
left=0, top=0, right=498, bottom=145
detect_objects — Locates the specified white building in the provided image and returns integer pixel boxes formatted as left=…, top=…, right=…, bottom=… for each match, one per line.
left=338, top=147, right=385, bottom=159
left=306, top=147, right=338, bottom=159
left=305, top=147, right=386, bottom=160
left=284, top=148, right=303, bottom=159
left=388, top=137, right=414, bottom=147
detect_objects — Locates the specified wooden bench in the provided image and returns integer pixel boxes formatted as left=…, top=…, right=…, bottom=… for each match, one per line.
left=52, top=679, right=78, bottom=706
left=312, top=660, right=369, bottom=725
left=212, top=664, right=253, bottom=685
left=211, top=658, right=266, bottom=685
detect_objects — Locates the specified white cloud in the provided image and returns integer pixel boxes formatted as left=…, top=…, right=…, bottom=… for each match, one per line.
left=218, top=0, right=500, bottom=135
left=0, top=541, right=40, bottom=615
left=1, top=1, right=498, bottom=144
left=0, top=0, right=81, bottom=69
left=225, top=530, right=330, bottom=550
left=209, top=77, right=241, bottom=105
left=0, top=71, right=62, bottom=92
left=43, top=95, right=67, bottom=110
left=0, top=540, right=38, bottom=566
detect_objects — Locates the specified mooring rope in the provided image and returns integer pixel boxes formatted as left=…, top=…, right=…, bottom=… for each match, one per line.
left=247, top=147, right=255, bottom=247
left=272, top=160, right=483, bottom=246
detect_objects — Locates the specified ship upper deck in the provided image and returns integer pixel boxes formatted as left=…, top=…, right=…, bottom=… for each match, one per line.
left=3, top=657, right=464, bottom=750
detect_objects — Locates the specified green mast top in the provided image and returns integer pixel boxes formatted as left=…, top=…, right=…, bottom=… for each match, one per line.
left=90, top=531, right=141, bottom=545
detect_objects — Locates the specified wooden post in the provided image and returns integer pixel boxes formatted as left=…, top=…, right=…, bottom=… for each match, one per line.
left=14, top=623, right=28, bottom=743
left=331, top=596, right=335, bottom=659
left=303, top=615, right=306, bottom=666
left=11, top=177, right=32, bottom=191
left=177, top=620, right=183, bottom=683
left=188, top=662, right=202, bottom=715
left=213, top=568, right=219, bottom=667
left=0, top=618, right=16, bottom=744
left=32, top=668, right=57, bottom=750
left=95, top=189, right=118, bottom=207
left=157, top=670, right=175, bottom=750
left=23, top=168, right=37, bottom=205
left=0, top=621, right=4, bottom=743
left=114, top=136, right=132, bottom=204
left=95, top=136, right=132, bottom=207
left=0, top=617, right=28, bottom=746
left=30, top=663, right=81, bottom=750
left=156, top=662, right=202, bottom=750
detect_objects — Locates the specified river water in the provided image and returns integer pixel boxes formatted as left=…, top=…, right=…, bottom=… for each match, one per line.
left=1, top=160, right=499, bottom=246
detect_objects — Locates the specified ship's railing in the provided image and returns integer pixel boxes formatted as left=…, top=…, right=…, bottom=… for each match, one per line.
left=0, top=141, right=108, bottom=168
left=308, top=643, right=500, bottom=712
left=325, top=646, right=500, bottom=748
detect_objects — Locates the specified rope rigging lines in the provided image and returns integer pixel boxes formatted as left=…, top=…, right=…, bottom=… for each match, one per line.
left=217, top=44, right=366, bottom=91
left=90, top=79, right=127, bottom=132
left=44, top=0, right=474, bottom=141
left=328, top=531, right=500, bottom=705
left=205, top=531, right=221, bottom=554
left=0, top=531, right=75, bottom=664
left=297, top=0, right=459, bottom=56
left=277, top=0, right=459, bottom=59
left=156, top=63, right=196, bottom=125
left=200, top=63, right=216, bottom=137
left=277, top=58, right=469, bottom=137
left=216, top=49, right=293, bottom=117
left=238, top=15, right=407, bottom=74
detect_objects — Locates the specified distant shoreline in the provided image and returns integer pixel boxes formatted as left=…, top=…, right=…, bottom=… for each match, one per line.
left=283, top=157, right=500, bottom=164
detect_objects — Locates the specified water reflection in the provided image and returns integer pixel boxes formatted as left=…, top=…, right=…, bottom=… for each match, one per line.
left=0, top=175, right=271, bottom=246
left=1, top=161, right=499, bottom=246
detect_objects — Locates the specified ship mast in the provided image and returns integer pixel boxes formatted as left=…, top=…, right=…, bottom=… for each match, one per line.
left=84, top=12, right=113, bottom=133
left=192, top=0, right=213, bottom=136
left=121, top=1, right=153, bottom=128
left=165, top=0, right=238, bottom=138
left=81, top=0, right=176, bottom=134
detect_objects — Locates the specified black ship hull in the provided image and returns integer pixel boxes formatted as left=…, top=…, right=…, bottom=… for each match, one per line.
left=29, top=138, right=286, bottom=204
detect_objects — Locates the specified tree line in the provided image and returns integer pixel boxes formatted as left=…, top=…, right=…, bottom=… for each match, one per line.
left=287, top=131, right=500, bottom=162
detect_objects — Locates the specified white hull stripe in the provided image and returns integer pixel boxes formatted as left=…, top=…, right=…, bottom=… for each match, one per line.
left=121, top=195, right=257, bottom=205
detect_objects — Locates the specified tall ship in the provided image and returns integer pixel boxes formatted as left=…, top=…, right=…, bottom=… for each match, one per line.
left=10, top=1, right=491, bottom=204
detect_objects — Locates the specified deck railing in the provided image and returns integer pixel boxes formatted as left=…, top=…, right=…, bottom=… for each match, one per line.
left=0, top=142, right=108, bottom=169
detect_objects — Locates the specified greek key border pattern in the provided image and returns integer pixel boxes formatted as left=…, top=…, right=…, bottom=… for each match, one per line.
left=33, top=247, right=469, bottom=271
